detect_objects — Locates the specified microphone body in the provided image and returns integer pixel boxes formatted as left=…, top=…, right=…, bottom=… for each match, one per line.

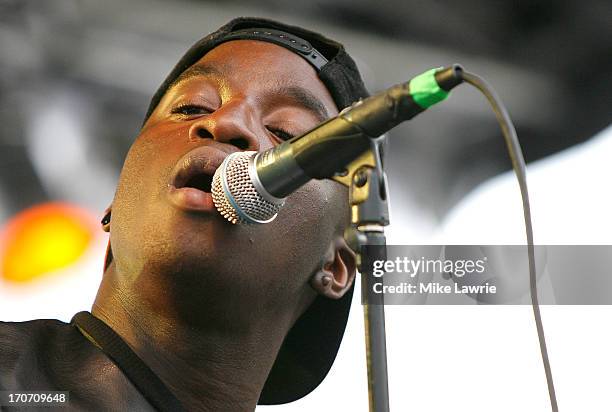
left=212, top=65, right=464, bottom=224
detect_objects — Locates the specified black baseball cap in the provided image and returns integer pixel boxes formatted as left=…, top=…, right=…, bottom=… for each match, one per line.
left=141, top=16, right=370, bottom=404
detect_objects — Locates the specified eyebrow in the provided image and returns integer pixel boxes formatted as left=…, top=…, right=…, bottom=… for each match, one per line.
left=272, top=85, right=330, bottom=122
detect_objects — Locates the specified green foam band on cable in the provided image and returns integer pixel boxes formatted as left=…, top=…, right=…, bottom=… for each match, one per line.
left=408, top=68, right=449, bottom=109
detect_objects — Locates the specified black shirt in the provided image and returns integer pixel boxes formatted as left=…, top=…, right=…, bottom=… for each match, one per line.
left=0, top=318, right=155, bottom=411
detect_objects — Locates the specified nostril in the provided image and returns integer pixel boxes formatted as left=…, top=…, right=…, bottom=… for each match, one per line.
left=196, top=128, right=213, bottom=139
left=229, top=138, right=250, bottom=150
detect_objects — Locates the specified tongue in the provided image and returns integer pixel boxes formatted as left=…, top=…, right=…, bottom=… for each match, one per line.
left=185, top=174, right=212, bottom=192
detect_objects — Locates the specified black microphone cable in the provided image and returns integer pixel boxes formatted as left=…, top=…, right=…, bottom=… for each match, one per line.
left=460, top=70, right=558, bottom=412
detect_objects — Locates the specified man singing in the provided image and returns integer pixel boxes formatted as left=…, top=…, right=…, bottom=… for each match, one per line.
left=0, top=17, right=370, bottom=411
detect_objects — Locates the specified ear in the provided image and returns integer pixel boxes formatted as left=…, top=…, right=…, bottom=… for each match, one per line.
left=100, top=206, right=112, bottom=233
left=310, top=236, right=357, bottom=299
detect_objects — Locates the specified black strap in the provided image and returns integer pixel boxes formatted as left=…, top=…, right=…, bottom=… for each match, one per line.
left=222, top=27, right=329, bottom=71
left=71, top=311, right=186, bottom=412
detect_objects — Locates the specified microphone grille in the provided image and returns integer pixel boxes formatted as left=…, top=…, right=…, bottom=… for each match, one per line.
left=212, top=151, right=284, bottom=224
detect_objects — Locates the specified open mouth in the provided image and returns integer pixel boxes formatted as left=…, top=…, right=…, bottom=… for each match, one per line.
left=167, top=145, right=228, bottom=212
left=181, top=173, right=213, bottom=193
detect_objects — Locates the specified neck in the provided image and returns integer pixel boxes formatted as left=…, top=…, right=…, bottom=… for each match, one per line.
left=92, top=264, right=312, bottom=412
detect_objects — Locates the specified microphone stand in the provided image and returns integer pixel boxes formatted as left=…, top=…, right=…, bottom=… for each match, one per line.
left=334, top=138, right=390, bottom=412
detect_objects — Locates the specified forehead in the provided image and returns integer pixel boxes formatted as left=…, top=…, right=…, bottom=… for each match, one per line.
left=171, top=40, right=337, bottom=111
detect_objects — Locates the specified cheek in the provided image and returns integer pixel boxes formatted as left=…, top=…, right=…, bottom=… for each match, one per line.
left=110, top=128, right=186, bottom=251
left=270, top=180, right=347, bottom=265
left=115, top=127, right=185, bottom=200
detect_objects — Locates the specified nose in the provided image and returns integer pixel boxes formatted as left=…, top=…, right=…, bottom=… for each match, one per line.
left=187, top=100, right=260, bottom=151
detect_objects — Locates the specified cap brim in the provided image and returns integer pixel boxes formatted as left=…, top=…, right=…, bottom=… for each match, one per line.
left=259, top=283, right=354, bottom=404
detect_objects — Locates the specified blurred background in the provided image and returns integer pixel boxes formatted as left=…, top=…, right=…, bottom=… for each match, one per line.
left=1, top=0, right=611, bottom=411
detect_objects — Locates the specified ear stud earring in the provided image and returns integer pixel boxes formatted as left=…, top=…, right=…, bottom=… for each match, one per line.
left=100, top=210, right=111, bottom=226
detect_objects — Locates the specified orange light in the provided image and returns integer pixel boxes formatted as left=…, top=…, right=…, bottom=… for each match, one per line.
left=0, top=203, right=97, bottom=283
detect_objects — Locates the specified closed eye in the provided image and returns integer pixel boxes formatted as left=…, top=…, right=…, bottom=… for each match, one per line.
left=266, top=127, right=295, bottom=141
left=171, top=104, right=212, bottom=116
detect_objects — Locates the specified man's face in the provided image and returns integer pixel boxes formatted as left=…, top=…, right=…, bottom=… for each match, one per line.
left=108, top=40, right=347, bottom=321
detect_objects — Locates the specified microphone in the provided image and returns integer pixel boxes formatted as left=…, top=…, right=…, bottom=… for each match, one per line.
left=212, top=65, right=464, bottom=224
